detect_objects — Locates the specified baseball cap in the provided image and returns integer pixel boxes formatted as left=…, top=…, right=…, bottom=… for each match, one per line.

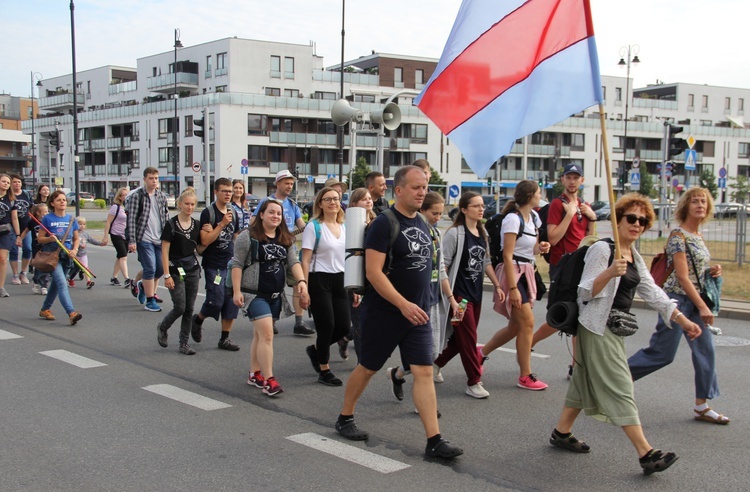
left=562, top=164, right=583, bottom=176
left=324, top=177, right=348, bottom=194
left=275, top=170, right=296, bottom=184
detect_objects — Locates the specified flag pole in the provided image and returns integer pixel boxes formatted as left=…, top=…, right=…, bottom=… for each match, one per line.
left=598, top=104, right=622, bottom=258
left=29, top=213, right=96, bottom=279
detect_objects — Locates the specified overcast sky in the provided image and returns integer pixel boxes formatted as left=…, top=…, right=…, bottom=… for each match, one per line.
left=2, top=0, right=748, bottom=98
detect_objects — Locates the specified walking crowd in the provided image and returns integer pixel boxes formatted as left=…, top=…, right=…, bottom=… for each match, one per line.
left=0, top=162, right=730, bottom=472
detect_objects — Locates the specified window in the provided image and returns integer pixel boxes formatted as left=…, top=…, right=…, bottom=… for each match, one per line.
left=248, top=114, right=267, bottom=135
left=313, top=91, right=336, bottom=100
left=702, top=95, right=709, bottom=108
left=265, top=87, right=281, bottom=96
left=410, top=124, right=428, bottom=144
left=270, top=55, right=281, bottom=78
left=284, top=57, right=295, bottom=79
left=271, top=117, right=292, bottom=133
left=740, top=98, right=745, bottom=111
left=353, top=94, right=376, bottom=103
left=415, top=69, right=424, bottom=87
left=184, top=115, right=193, bottom=137
left=738, top=142, right=750, bottom=158
left=158, top=118, right=177, bottom=138
left=725, top=97, right=731, bottom=110
left=216, top=85, right=227, bottom=93
left=700, top=141, right=715, bottom=158
left=688, top=93, right=694, bottom=109
left=184, top=145, right=193, bottom=167
left=562, top=133, right=585, bottom=150
left=615, top=87, right=622, bottom=102
left=158, top=147, right=176, bottom=167
left=394, top=67, right=403, bottom=87
left=601, top=86, right=606, bottom=101
left=247, top=145, right=268, bottom=166
left=206, top=55, right=212, bottom=71
left=284, top=89, right=299, bottom=98
left=215, top=52, right=227, bottom=76
left=317, top=121, right=336, bottom=134
left=700, top=120, right=712, bottom=126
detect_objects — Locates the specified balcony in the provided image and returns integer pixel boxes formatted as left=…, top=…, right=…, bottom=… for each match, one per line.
left=81, top=139, right=107, bottom=151
left=108, top=80, right=137, bottom=95
left=215, top=67, right=228, bottom=77
left=107, top=136, right=132, bottom=148
left=146, top=72, right=199, bottom=93
left=39, top=91, right=85, bottom=111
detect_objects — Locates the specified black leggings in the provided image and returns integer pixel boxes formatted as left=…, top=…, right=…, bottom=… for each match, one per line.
left=309, top=272, right=351, bottom=365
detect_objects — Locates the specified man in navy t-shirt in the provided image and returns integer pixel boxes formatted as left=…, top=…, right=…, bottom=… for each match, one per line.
left=334, top=166, right=463, bottom=459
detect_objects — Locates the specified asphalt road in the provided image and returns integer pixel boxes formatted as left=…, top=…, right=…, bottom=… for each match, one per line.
left=1, top=245, right=749, bottom=491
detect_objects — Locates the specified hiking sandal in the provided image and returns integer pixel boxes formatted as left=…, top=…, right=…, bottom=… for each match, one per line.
left=640, top=449, right=679, bottom=475
left=549, top=431, right=591, bottom=453
left=694, top=407, right=730, bottom=425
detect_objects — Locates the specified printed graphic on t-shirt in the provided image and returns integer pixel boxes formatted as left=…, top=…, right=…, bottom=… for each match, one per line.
left=0, top=198, right=12, bottom=220
left=465, top=244, right=486, bottom=282
left=401, top=226, right=431, bottom=271
left=15, top=195, right=31, bottom=219
left=260, top=243, right=287, bottom=275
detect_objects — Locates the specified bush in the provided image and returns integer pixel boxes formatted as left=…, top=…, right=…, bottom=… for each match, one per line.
left=93, top=199, right=107, bottom=209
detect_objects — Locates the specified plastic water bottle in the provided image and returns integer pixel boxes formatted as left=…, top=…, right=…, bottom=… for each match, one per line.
left=451, top=299, right=469, bottom=326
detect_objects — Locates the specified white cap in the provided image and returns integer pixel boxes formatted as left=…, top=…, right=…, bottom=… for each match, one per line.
left=275, top=170, right=296, bottom=184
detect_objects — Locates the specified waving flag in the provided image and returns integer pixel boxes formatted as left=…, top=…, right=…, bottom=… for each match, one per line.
left=415, top=0, right=604, bottom=179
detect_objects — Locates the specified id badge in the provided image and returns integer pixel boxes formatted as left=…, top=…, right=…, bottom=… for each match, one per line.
left=431, top=269, right=438, bottom=282
left=177, top=267, right=186, bottom=279
left=214, top=274, right=222, bottom=285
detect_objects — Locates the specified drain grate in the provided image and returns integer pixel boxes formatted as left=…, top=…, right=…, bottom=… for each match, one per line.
left=714, top=336, right=750, bottom=347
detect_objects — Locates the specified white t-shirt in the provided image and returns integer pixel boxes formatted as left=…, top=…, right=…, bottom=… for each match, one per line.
left=301, top=220, right=346, bottom=273
left=499, top=210, right=540, bottom=261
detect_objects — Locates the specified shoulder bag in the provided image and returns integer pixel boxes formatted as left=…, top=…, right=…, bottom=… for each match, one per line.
left=31, top=220, right=74, bottom=273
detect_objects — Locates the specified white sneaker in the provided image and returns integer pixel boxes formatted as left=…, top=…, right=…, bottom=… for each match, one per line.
left=11, top=276, right=21, bottom=285
left=41, top=287, right=48, bottom=295
left=466, top=382, right=490, bottom=399
left=32, top=283, right=41, bottom=294
left=19, top=273, right=30, bottom=285
left=433, top=364, right=444, bottom=383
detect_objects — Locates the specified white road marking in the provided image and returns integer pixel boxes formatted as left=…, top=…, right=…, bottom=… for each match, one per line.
left=492, top=347, right=550, bottom=359
left=39, top=350, right=107, bottom=368
left=142, top=384, right=231, bottom=411
left=0, top=329, right=23, bottom=340
left=286, top=433, right=410, bottom=474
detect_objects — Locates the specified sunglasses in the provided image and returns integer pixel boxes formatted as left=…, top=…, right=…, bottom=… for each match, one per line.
left=622, top=214, right=649, bottom=227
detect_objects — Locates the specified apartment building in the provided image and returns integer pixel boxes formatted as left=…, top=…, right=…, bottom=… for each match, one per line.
left=20, top=37, right=750, bottom=205
left=0, top=94, right=33, bottom=174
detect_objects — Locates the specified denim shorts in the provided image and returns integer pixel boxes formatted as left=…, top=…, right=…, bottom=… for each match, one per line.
left=0, top=231, right=14, bottom=250
left=200, top=268, right=240, bottom=321
left=246, top=295, right=282, bottom=321
left=136, top=241, right=163, bottom=280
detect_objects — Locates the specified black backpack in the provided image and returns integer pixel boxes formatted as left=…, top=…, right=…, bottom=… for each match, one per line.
left=546, top=238, right=614, bottom=336
left=486, top=210, right=534, bottom=268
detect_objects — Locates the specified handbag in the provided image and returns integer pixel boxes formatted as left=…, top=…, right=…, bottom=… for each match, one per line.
left=650, top=231, right=684, bottom=287
left=606, top=308, right=639, bottom=337
left=31, top=220, right=74, bottom=273
left=684, top=240, right=716, bottom=311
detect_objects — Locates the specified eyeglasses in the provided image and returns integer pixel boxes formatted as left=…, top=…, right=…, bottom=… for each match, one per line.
left=467, top=204, right=486, bottom=209
left=622, top=214, right=649, bottom=227
left=218, top=190, right=233, bottom=194
left=321, top=197, right=341, bottom=203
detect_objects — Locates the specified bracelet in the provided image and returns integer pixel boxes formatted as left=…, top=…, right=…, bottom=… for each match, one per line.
left=447, top=295, right=454, bottom=300
left=295, top=279, right=307, bottom=286
left=509, top=286, right=518, bottom=291
left=493, top=284, right=501, bottom=289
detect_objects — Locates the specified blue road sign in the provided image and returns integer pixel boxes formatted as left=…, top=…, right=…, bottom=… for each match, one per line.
left=718, top=177, right=727, bottom=189
left=449, top=185, right=460, bottom=198
left=307, top=175, right=314, bottom=183
left=630, top=172, right=640, bottom=185
left=684, top=149, right=697, bottom=171
left=719, top=167, right=727, bottom=178
left=240, top=166, right=248, bottom=175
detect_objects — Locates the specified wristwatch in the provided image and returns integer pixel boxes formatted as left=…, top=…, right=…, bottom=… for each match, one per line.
left=163, top=274, right=172, bottom=279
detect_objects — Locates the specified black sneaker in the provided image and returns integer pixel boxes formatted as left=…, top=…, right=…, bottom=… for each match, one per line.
left=318, top=371, right=343, bottom=386
left=153, top=294, right=164, bottom=303
left=157, top=324, right=168, bottom=348
left=386, top=366, right=406, bottom=401
left=337, top=338, right=349, bottom=360
left=124, top=278, right=132, bottom=288
left=293, top=322, right=315, bottom=337
left=218, top=338, right=240, bottom=351
left=335, top=419, right=369, bottom=441
left=305, top=345, right=321, bottom=373
left=110, top=277, right=122, bottom=286
left=425, top=438, right=464, bottom=459
left=191, top=314, right=203, bottom=343
left=179, top=343, right=196, bottom=355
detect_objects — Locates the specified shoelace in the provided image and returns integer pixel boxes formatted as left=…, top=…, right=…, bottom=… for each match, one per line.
left=527, top=373, right=539, bottom=382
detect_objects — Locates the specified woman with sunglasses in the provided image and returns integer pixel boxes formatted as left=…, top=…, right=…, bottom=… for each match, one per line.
left=231, top=199, right=309, bottom=397
left=300, top=186, right=350, bottom=386
left=549, top=193, right=701, bottom=475
left=482, top=180, right=550, bottom=391
left=628, top=188, right=728, bottom=424
left=431, top=192, right=500, bottom=399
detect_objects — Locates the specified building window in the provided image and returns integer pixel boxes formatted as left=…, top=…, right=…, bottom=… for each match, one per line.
left=158, top=147, right=175, bottom=167
left=740, top=98, right=745, bottom=112
left=265, top=87, right=281, bottom=96
left=317, top=121, right=336, bottom=134
left=158, top=118, right=176, bottom=139
left=206, top=55, right=212, bottom=72
left=271, top=118, right=292, bottom=133
left=615, top=87, right=622, bottom=102
left=184, top=145, right=193, bottom=167
left=688, top=93, right=694, bottom=108
left=216, top=85, right=227, bottom=93
left=700, top=120, right=712, bottom=126
left=415, top=69, right=424, bottom=87
left=284, top=89, right=299, bottom=98
left=410, top=124, right=428, bottom=143
left=738, top=142, right=750, bottom=158
left=601, top=86, right=606, bottom=101
left=215, top=52, right=227, bottom=76
left=700, top=141, right=715, bottom=157
left=313, top=91, right=336, bottom=100
left=184, top=115, right=193, bottom=137
left=394, top=67, right=403, bottom=88
left=284, top=57, right=295, bottom=79
left=248, top=114, right=267, bottom=135
left=725, top=97, right=731, bottom=110
left=353, top=94, right=376, bottom=103
left=271, top=55, right=281, bottom=78
left=247, top=145, right=268, bottom=166
left=563, top=133, right=585, bottom=151
left=702, top=95, right=709, bottom=108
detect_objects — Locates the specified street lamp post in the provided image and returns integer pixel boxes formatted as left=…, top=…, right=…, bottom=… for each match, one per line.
left=70, top=0, right=81, bottom=217
left=618, top=45, right=640, bottom=196
left=30, top=72, right=43, bottom=187
left=173, top=28, right=183, bottom=195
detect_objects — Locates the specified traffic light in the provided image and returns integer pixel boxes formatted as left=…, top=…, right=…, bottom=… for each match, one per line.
left=487, top=177, right=492, bottom=186
left=292, top=166, right=299, bottom=178
left=50, top=130, right=60, bottom=152
left=618, top=168, right=626, bottom=186
left=59, top=155, right=64, bottom=172
left=194, top=117, right=206, bottom=142
left=668, top=124, right=687, bottom=158
left=544, top=175, right=549, bottom=186
left=538, top=176, right=544, bottom=188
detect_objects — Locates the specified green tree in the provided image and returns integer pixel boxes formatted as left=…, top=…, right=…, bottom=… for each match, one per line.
left=429, top=167, right=446, bottom=187
left=350, top=157, right=371, bottom=190
left=728, top=175, right=750, bottom=203
left=638, top=171, right=657, bottom=199
left=698, top=168, right=719, bottom=200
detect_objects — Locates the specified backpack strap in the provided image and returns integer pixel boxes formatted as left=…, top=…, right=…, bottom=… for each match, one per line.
left=207, top=201, right=217, bottom=226
left=310, top=218, right=322, bottom=272
left=381, top=208, right=401, bottom=273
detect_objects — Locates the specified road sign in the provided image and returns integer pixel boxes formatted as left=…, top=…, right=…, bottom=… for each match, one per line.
left=327, top=174, right=336, bottom=179
left=630, top=172, right=640, bottom=191
left=449, top=185, right=460, bottom=198
left=191, top=162, right=201, bottom=173
left=684, top=149, right=697, bottom=171
left=632, top=157, right=640, bottom=169
left=718, top=177, right=727, bottom=189
left=307, top=175, right=314, bottom=183
left=240, top=166, right=248, bottom=175
left=241, top=159, right=249, bottom=168
left=672, top=178, right=679, bottom=188
left=719, top=167, right=727, bottom=178
left=687, top=134, right=696, bottom=149
left=665, top=171, right=672, bottom=179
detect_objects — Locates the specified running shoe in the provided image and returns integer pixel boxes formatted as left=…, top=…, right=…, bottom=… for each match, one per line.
left=218, top=338, right=240, bottom=351
left=518, top=373, right=548, bottom=391
left=130, top=279, right=139, bottom=298
left=179, top=343, right=196, bottom=355
left=68, top=279, right=75, bottom=288
left=32, top=283, right=41, bottom=294
left=144, top=299, right=162, bottom=312
left=11, top=275, right=21, bottom=285
left=263, top=377, right=284, bottom=396
left=247, top=371, right=266, bottom=388
left=153, top=294, right=164, bottom=303
left=41, top=287, right=48, bottom=295
left=466, top=382, right=490, bottom=399
left=0, top=288, right=9, bottom=298
left=19, top=273, right=30, bottom=285
left=110, top=277, right=122, bottom=286
left=137, top=280, right=146, bottom=304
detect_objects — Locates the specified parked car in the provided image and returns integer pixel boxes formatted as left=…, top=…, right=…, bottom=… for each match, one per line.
left=245, top=193, right=260, bottom=212
left=589, top=200, right=607, bottom=211
left=166, top=194, right=176, bottom=208
left=595, top=203, right=611, bottom=221
left=66, top=191, right=95, bottom=206
left=714, top=202, right=750, bottom=219
left=448, top=195, right=500, bottom=221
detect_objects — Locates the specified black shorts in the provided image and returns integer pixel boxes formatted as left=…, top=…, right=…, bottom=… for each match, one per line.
left=110, top=234, right=128, bottom=258
left=517, top=274, right=531, bottom=305
left=358, top=305, right=433, bottom=371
